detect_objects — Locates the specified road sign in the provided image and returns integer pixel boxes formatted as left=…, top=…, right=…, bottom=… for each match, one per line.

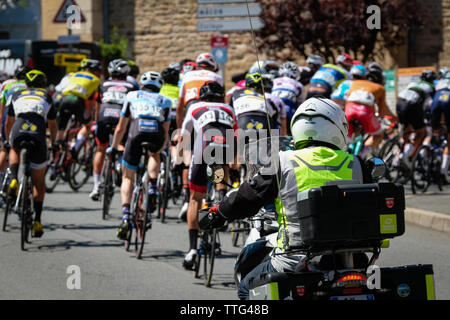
left=54, top=53, right=86, bottom=69
left=212, top=48, right=227, bottom=64
left=58, top=34, right=81, bottom=45
left=198, top=0, right=256, bottom=3
left=211, top=35, right=229, bottom=48
left=53, top=0, right=86, bottom=23
left=198, top=17, right=264, bottom=32
left=198, top=4, right=262, bottom=18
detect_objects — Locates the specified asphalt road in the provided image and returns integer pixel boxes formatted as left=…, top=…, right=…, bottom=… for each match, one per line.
left=0, top=179, right=449, bottom=300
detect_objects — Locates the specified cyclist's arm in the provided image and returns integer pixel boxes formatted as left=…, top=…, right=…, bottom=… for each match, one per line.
left=5, top=104, right=15, bottom=142
left=111, top=116, right=129, bottom=150
left=176, top=97, right=185, bottom=129
left=377, top=89, right=397, bottom=120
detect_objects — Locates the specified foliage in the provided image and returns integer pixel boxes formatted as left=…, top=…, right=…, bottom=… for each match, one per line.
left=100, top=27, right=129, bottom=75
left=257, top=0, right=426, bottom=63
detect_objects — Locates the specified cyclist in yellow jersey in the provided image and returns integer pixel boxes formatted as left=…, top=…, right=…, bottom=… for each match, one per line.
left=55, top=59, right=102, bottom=157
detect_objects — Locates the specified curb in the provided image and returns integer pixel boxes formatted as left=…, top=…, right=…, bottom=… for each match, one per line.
left=405, top=207, right=450, bottom=234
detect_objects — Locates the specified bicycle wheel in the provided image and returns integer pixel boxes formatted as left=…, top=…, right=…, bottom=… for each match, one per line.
left=382, top=139, right=407, bottom=183
left=231, top=221, right=240, bottom=247
left=2, top=196, right=12, bottom=232
left=134, top=186, right=148, bottom=259
left=411, top=145, right=433, bottom=194
left=20, top=180, right=32, bottom=251
left=158, top=152, right=171, bottom=223
left=204, top=229, right=218, bottom=287
left=68, top=141, right=94, bottom=191
left=194, top=248, right=202, bottom=279
left=102, top=160, right=114, bottom=220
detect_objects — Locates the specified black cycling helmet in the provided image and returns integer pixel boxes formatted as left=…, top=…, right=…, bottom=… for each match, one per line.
left=366, top=64, right=385, bottom=85
left=108, top=59, right=130, bottom=79
left=421, top=69, right=437, bottom=84
left=25, top=69, right=47, bottom=88
left=128, top=60, right=140, bottom=77
left=161, top=67, right=180, bottom=86
left=14, top=65, right=32, bottom=80
left=199, top=81, right=225, bottom=102
left=80, top=58, right=102, bottom=72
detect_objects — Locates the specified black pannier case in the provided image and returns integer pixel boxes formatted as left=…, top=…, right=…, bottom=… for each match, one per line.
left=297, top=183, right=405, bottom=244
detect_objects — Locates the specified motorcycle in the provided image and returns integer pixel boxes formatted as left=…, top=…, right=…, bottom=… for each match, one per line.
left=201, top=137, right=436, bottom=300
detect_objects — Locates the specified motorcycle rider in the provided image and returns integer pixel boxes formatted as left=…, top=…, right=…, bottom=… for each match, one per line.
left=206, top=97, right=369, bottom=300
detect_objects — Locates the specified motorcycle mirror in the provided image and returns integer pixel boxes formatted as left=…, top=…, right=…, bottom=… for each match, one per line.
left=206, top=164, right=225, bottom=184
left=366, top=157, right=386, bottom=180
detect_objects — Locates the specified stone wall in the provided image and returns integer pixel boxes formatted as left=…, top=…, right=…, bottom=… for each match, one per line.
left=106, top=0, right=448, bottom=89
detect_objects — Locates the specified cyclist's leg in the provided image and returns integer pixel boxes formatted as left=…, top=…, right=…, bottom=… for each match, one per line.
left=72, top=98, right=93, bottom=155
left=56, top=94, right=77, bottom=142
left=440, top=103, right=450, bottom=180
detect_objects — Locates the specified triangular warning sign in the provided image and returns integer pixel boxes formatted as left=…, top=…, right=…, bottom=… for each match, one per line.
left=53, top=0, right=86, bottom=23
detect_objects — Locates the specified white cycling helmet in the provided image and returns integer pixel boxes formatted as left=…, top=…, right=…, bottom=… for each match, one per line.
left=306, top=54, right=325, bottom=67
left=279, top=61, right=300, bottom=81
left=196, top=52, right=218, bottom=72
left=140, top=71, right=164, bottom=90
left=291, top=97, right=349, bottom=150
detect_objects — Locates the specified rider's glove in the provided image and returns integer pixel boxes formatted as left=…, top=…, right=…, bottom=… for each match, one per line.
left=207, top=204, right=227, bottom=229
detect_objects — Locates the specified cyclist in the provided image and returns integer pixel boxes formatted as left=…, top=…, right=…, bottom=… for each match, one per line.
left=271, top=61, right=304, bottom=130
left=176, top=53, right=223, bottom=221
left=298, top=54, right=325, bottom=86
left=5, top=70, right=57, bottom=237
left=55, top=58, right=102, bottom=158
left=430, top=77, right=450, bottom=183
left=307, top=54, right=352, bottom=99
left=89, top=59, right=136, bottom=201
left=0, top=65, right=31, bottom=185
left=395, top=70, right=436, bottom=168
left=331, top=64, right=367, bottom=108
left=107, top=71, right=171, bottom=240
left=345, top=63, right=397, bottom=158
left=180, top=81, right=237, bottom=270
left=205, top=97, right=367, bottom=299
left=230, top=72, right=280, bottom=141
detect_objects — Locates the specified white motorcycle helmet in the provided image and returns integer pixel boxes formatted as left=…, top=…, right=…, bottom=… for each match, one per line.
left=290, top=98, right=349, bottom=150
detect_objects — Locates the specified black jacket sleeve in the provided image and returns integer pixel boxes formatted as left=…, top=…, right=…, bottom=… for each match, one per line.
left=218, top=173, right=279, bottom=221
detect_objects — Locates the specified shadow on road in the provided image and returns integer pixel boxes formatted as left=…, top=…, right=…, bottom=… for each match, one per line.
left=24, top=239, right=123, bottom=253
left=44, top=206, right=100, bottom=213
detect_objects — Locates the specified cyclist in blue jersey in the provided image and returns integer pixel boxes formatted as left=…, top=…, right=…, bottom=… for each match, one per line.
left=107, top=71, right=172, bottom=240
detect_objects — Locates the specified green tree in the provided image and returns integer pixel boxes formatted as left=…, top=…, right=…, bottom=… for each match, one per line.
left=100, top=27, right=129, bottom=76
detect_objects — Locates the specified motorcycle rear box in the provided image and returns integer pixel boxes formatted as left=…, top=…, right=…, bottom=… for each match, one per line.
left=297, top=183, right=405, bottom=244
left=249, top=264, right=435, bottom=300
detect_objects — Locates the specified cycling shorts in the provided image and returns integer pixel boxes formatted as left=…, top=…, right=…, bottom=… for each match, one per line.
left=430, top=91, right=450, bottom=130
left=122, top=123, right=166, bottom=170
left=57, top=94, right=91, bottom=130
left=10, top=116, right=47, bottom=170
left=95, top=104, right=122, bottom=146
left=396, top=98, right=425, bottom=130
left=307, top=82, right=332, bottom=99
left=188, top=124, right=236, bottom=193
left=236, top=112, right=270, bottom=144
left=345, top=102, right=382, bottom=137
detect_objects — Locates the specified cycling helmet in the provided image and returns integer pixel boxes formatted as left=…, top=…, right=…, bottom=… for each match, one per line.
left=199, top=81, right=225, bottom=102
left=249, top=60, right=280, bottom=80
left=80, top=58, right=102, bottom=72
left=438, top=67, right=450, bottom=79
left=169, top=62, right=181, bottom=72
left=196, top=52, right=218, bottom=72
left=140, top=71, right=164, bottom=91
left=181, top=61, right=198, bottom=74
left=291, top=97, right=349, bottom=150
left=25, top=69, right=47, bottom=88
left=161, top=67, right=180, bottom=85
left=298, top=66, right=314, bottom=85
left=336, top=53, right=353, bottom=69
left=350, top=64, right=367, bottom=79
left=245, top=72, right=263, bottom=90
left=14, top=65, right=32, bottom=80
left=306, top=54, right=325, bottom=68
left=353, top=60, right=363, bottom=66
left=368, top=61, right=383, bottom=72
left=366, top=65, right=385, bottom=85
left=262, top=74, right=274, bottom=92
left=279, top=61, right=301, bottom=81
left=127, top=61, right=140, bottom=77
left=421, top=69, right=437, bottom=84
left=108, top=59, right=130, bottom=78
